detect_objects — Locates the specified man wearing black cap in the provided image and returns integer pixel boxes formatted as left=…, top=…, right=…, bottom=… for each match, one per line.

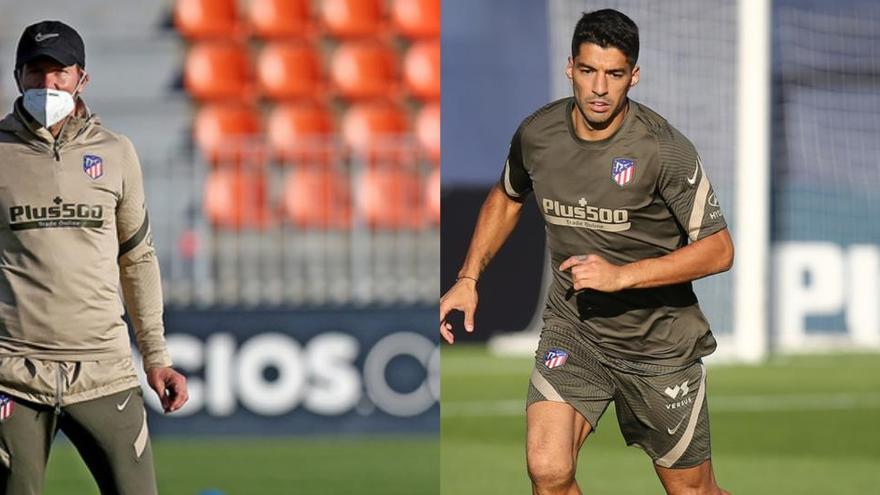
left=0, top=20, right=187, bottom=495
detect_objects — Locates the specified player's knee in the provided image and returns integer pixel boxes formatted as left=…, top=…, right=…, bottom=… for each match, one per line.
left=526, top=449, right=575, bottom=488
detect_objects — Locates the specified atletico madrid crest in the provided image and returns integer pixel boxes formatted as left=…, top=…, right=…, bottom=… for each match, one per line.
left=0, top=394, right=13, bottom=422
left=83, top=154, right=104, bottom=180
left=544, top=349, right=569, bottom=369
left=611, top=158, right=636, bottom=186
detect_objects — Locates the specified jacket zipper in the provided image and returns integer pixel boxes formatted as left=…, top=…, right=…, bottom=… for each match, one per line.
left=49, top=113, right=92, bottom=162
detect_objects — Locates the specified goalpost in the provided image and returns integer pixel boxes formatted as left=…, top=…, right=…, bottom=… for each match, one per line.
left=732, top=0, right=770, bottom=363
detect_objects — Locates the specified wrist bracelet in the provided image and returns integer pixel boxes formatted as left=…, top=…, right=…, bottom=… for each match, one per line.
left=457, top=275, right=479, bottom=283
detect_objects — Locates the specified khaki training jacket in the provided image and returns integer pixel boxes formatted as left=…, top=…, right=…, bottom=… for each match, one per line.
left=0, top=98, right=171, bottom=406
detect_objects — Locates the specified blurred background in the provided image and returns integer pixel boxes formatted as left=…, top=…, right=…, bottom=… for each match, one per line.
left=0, top=0, right=439, bottom=493
left=441, top=0, right=880, bottom=493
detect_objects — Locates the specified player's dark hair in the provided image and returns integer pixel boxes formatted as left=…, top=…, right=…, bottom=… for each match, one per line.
left=571, top=9, right=639, bottom=67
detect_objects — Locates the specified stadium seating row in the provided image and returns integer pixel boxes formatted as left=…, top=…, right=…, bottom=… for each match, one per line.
left=194, top=101, right=440, bottom=165
left=204, top=167, right=440, bottom=229
left=184, top=39, right=440, bottom=102
left=175, top=0, right=439, bottom=40
left=173, top=0, right=440, bottom=235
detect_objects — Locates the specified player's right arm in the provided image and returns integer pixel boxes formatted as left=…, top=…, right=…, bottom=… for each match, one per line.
left=440, top=125, right=533, bottom=344
left=440, top=184, right=524, bottom=343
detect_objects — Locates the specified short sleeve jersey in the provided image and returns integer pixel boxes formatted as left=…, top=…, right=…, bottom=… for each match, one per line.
left=501, top=98, right=727, bottom=366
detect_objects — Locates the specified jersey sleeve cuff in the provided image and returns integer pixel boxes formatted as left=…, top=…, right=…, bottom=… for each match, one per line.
left=142, top=350, right=173, bottom=371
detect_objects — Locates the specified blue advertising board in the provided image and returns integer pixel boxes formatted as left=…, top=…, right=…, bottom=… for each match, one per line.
left=134, top=307, right=438, bottom=436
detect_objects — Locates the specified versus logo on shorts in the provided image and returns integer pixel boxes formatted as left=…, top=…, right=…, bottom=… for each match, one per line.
left=0, top=394, right=14, bottom=421
left=544, top=349, right=569, bottom=369
left=664, top=380, right=690, bottom=400
left=664, top=380, right=694, bottom=410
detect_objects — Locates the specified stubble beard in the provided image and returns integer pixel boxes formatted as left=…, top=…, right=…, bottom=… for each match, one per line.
left=574, top=96, right=627, bottom=132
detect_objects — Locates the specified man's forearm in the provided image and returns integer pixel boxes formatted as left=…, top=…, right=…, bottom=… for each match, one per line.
left=458, top=183, right=525, bottom=280
left=120, top=250, right=171, bottom=370
left=620, top=228, right=734, bottom=289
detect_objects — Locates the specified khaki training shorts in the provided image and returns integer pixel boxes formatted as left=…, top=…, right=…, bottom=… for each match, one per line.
left=527, top=326, right=711, bottom=469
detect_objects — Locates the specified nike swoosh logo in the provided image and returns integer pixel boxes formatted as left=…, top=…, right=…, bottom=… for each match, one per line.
left=34, top=33, right=59, bottom=42
left=667, top=415, right=686, bottom=435
left=686, top=158, right=700, bottom=185
left=116, top=392, right=133, bottom=411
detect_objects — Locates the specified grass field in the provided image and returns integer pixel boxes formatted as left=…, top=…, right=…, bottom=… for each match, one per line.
left=442, top=345, right=880, bottom=494
left=44, top=435, right=438, bottom=494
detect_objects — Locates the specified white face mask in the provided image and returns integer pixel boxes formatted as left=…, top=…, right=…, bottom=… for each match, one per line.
left=22, top=88, right=75, bottom=128
left=19, top=71, right=86, bottom=129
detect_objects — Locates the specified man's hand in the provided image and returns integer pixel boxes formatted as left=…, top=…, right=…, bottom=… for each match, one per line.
left=559, top=254, right=630, bottom=292
left=439, top=278, right=479, bottom=344
left=146, top=367, right=189, bottom=414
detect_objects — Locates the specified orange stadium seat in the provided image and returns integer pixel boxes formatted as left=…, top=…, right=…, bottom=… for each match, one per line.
left=282, top=168, right=351, bottom=229
left=341, top=102, right=408, bottom=157
left=184, top=42, right=252, bottom=101
left=403, top=40, right=440, bottom=100
left=204, top=169, right=273, bottom=229
left=175, top=0, right=240, bottom=39
left=194, top=104, right=263, bottom=165
left=319, top=0, right=384, bottom=38
left=330, top=42, right=398, bottom=100
left=356, top=169, right=423, bottom=229
left=248, top=0, right=312, bottom=39
left=257, top=42, right=323, bottom=100
left=425, top=167, right=440, bottom=224
left=267, top=103, right=336, bottom=165
left=391, top=0, right=440, bottom=38
left=415, top=102, right=440, bottom=164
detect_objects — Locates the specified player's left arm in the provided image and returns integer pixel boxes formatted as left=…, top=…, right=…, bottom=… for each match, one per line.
left=561, top=132, right=733, bottom=292
left=560, top=228, right=733, bottom=291
left=117, top=136, right=188, bottom=413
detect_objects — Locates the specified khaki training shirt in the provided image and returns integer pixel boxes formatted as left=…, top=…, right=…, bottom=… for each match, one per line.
left=0, top=98, right=171, bottom=406
left=502, top=98, right=727, bottom=366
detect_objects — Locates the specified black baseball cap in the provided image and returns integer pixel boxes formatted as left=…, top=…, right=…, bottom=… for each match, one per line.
left=15, top=20, right=85, bottom=71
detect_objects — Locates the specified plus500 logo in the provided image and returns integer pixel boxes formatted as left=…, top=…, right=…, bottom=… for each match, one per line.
left=136, top=331, right=439, bottom=418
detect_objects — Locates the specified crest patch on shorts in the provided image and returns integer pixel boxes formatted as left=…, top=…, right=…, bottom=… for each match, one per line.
left=0, top=394, right=14, bottom=421
left=544, top=349, right=569, bottom=369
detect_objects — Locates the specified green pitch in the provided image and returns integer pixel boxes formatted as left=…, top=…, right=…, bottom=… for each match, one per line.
left=442, top=345, right=880, bottom=494
left=44, top=435, right=438, bottom=494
